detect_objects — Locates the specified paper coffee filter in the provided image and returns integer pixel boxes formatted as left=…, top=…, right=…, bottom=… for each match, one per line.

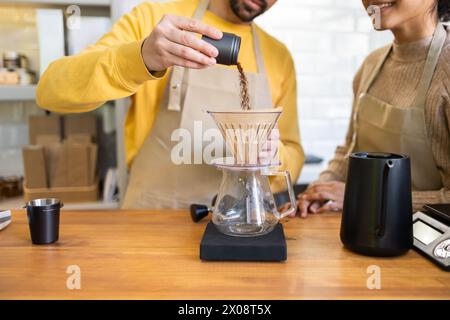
left=207, top=108, right=283, bottom=165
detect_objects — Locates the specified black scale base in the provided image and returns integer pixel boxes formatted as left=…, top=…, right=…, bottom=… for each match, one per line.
left=200, top=222, right=287, bottom=262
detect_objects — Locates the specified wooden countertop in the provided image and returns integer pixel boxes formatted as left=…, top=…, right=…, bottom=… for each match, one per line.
left=0, top=210, right=449, bottom=300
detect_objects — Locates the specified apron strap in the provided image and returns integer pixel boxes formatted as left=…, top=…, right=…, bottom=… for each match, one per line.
left=251, top=23, right=266, bottom=75
left=193, top=0, right=209, bottom=20
left=414, top=23, right=447, bottom=108
left=167, top=0, right=267, bottom=111
left=167, top=67, right=184, bottom=111
left=346, top=44, right=391, bottom=156
left=361, top=44, right=392, bottom=94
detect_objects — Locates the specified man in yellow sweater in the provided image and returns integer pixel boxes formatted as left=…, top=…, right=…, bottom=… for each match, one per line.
left=36, top=0, right=304, bottom=209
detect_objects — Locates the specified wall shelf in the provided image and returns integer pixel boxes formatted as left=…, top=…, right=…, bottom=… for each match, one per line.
left=0, top=85, right=36, bottom=102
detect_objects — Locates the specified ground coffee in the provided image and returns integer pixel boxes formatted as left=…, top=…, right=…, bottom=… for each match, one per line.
left=237, top=62, right=250, bottom=110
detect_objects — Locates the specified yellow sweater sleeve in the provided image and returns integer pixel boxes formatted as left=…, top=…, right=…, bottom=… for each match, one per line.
left=271, top=52, right=305, bottom=192
left=36, top=5, right=160, bottom=113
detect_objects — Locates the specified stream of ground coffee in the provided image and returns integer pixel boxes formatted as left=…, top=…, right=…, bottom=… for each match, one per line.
left=237, top=62, right=250, bottom=110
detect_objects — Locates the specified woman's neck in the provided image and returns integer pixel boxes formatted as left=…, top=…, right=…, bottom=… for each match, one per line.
left=208, top=0, right=250, bottom=25
left=391, top=14, right=439, bottom=44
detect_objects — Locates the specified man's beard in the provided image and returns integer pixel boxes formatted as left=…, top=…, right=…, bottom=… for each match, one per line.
left=229, top=0, right=268, bottom=22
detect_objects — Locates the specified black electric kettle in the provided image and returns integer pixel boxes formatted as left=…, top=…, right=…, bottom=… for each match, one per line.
left=340, top=152, right=413, bottom=256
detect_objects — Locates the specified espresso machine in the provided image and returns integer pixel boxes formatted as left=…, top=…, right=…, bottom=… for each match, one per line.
left=191, top=108, right=297, bottom=261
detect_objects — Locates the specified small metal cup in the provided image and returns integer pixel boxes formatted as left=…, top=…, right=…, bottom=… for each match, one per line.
left=24, top=198, right=63, bottom=245
left=202, top=32, right=241, bottom=65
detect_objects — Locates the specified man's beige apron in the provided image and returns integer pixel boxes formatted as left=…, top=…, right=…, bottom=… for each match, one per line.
left=350, top=23, right=446, bottom=191
left=122, top=0, right=273, bottom=209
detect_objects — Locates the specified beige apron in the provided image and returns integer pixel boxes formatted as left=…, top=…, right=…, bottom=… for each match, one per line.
left=351, top=23, right=446, bottom=191
left=122, top=0, right=273, bottom=209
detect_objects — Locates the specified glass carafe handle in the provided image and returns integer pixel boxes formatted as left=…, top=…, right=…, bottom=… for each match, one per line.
left=262, top=169, right=297, bottom=219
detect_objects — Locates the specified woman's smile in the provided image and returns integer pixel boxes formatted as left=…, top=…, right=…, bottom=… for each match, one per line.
left=370, top=1, right=397, bottom=13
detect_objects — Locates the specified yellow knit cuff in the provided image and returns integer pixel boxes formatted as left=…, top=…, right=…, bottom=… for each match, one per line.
left=114, top=40, right=166, bottom=89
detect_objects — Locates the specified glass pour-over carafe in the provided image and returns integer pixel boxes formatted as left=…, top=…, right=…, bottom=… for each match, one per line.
left=206, top=108, right=297, bottom=237
left=211, top=160, right=297, bottom=237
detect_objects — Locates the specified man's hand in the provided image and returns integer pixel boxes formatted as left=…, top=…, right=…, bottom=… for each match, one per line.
left=142, top=14, right=223, bottom=72
left=297, top=181, right=346, bottom=218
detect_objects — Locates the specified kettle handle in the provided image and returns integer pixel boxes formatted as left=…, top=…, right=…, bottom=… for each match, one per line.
left=262, top=169, right=297, bottom=219
left=377, top=160, right=394, bottom=237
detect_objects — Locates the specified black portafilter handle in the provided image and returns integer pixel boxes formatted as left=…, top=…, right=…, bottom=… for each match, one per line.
left=190, top=195, right=218, bottom=223
left=190, top=204, right=211, bottom=223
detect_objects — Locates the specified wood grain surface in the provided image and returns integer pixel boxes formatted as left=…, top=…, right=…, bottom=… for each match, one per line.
left=0, top=210, right=449, bottom=300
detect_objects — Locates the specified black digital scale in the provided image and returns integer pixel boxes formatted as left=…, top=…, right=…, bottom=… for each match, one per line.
left=199, top=222, right=287, bottom=262
left=413, top=204, right=450, bottom=271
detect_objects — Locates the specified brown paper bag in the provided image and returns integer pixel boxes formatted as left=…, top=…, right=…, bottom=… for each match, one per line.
left=29, top=115, right=61, bottom=145
left=22, top=145, right=47, bottom=188
left=64, top=114, right=97, bottom=142
left=87, top=143, right=98, bottom=185
left=44, top=142, right=65, bottom=188
left=65, top=142, right=90, bottom=187
left=66, top=134, right=92, bottom=144
left=36, top=134, right=60, bottom=146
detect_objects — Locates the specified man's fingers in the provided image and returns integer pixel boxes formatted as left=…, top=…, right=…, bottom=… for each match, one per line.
left=166, top=27, right=219, bottom=58
left=170, top=15, right=222, bottom=39
left=167, top=53, right=208, bottom=69
left=165, top=41, right=216, bottom=66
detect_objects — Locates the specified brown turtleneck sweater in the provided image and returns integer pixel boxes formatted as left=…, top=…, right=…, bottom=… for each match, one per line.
left=319, top=31, right=450, bottom=211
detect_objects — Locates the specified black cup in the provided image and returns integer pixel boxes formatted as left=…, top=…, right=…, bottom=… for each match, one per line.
left=202, top=32, right=241, bottom=65
left=25, top=198, right=63, bottom=245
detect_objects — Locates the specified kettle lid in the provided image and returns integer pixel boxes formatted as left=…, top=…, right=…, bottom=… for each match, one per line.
left=351, top=152, right=407, bottom=160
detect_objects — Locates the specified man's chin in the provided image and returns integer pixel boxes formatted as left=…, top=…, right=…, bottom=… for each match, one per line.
left=238, top=12, right=258, bottom=22
left=237, top=8, right=267, bottom=22
left=230, top=0, right=267, bottom=23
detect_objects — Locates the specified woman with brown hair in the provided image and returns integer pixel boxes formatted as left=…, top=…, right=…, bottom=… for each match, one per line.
left=297, top=0, right=450, bottom=217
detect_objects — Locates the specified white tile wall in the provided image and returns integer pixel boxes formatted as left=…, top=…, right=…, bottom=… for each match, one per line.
left=256, top=0, right=393, bottom=182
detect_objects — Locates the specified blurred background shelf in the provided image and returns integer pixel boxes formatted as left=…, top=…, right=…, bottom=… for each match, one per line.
left=0, top=1, right=115, bottom=211
left=0, top=85, right=36, bottom=101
